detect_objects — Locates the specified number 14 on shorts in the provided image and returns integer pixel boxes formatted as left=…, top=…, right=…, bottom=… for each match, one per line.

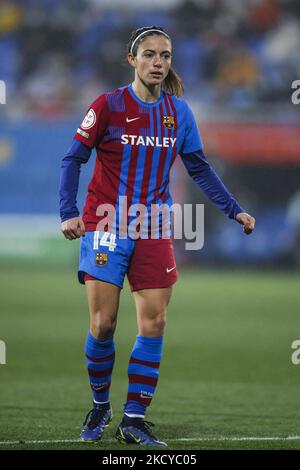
left=93, top=231, right=117, bottom=252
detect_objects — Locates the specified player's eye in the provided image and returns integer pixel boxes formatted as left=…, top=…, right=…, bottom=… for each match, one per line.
left=143, top=52, right=171, bottom=60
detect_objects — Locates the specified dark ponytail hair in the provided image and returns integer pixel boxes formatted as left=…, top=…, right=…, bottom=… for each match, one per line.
left=127, top=26, right=184, bottom=98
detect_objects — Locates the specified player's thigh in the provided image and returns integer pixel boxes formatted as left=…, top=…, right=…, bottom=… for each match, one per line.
left=79, top=230, right=134, bottom=324
left=86, top=279, right=121, bottom=324
left=133, top=287, right=173, bottom=324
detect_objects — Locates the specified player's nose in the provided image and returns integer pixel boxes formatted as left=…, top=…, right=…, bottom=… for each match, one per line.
left=153, top=56, right=163, bottom=67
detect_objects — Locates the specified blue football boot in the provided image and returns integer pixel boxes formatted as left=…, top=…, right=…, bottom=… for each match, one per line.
left=116, top=415, right=167, bottom=446
left=80, top=403, right=112, bottom=442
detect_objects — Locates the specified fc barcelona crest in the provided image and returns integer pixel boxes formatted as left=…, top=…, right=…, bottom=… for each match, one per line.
left=96, top=253, right=108, bottom=266
left=163, top=115, right=175, bottom=129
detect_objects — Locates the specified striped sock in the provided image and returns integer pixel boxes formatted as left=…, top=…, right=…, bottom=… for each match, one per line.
left=85, top=331, right=115, bottom=403
left=124, top=335, right=163, bottom=417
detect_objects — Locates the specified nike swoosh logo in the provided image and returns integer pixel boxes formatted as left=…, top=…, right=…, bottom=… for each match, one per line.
left=92, top=384, right=108, bottom=391
left=128, top=432, right=141, bottom=444
left=126, top=117, right=141, bottom=123
left=140, top=393, right=153, bottom=399
left=166, top=266, right=176, bottom=273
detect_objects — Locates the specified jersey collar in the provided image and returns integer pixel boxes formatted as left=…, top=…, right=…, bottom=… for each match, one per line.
left=127, top=83, right=165, bottom=107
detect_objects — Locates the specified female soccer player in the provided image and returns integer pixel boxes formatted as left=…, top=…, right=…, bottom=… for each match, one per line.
left=59, top=26, right=255, bottom=446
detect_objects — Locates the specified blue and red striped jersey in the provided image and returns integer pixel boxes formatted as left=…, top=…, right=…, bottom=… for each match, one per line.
left=74, top=84, right=202, bottom=231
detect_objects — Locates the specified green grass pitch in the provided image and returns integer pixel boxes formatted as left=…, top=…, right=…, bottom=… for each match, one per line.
left=1, top=266, right=300, bottom=450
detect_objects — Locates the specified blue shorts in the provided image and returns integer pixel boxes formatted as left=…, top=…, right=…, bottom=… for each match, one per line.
left=78, top=231, right=135, bottom=289
left=78, top=231, right=178, bottom=291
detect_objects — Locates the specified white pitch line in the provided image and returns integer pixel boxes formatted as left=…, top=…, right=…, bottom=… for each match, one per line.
left=176, top=436, right=300, bottom=442
left=0, top=439, right=82, bottom=445
left=1, top=436, right=300, bottom=445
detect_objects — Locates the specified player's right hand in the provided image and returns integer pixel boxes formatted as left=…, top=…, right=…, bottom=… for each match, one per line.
left=235, top=212, right=255, bottom=235
left=61, top=217, right=85, bottom=240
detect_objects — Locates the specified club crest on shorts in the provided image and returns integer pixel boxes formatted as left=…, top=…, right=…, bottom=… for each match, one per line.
left=95, top=253, right=108, bottom=266
left=163, top=115, right=175, bottom=129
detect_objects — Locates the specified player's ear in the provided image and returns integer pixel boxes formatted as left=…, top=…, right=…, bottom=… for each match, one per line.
left=127, top=53, right=136, bottom=68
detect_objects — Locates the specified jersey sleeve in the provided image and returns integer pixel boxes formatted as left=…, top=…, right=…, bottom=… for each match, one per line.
left=59, top=140, right=92, bottom=222
left=180, top=149, right=244, bottom=219
left=74, top=94, right=108, bottom=149
left=180, top=103, right=203, bottom=154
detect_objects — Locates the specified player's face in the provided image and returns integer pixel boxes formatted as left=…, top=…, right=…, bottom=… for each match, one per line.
left=129, top=35, right=172, bottom=86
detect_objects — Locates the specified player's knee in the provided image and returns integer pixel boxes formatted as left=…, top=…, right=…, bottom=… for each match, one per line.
left=91, top=323, right=116, bottom=341
left=90, top=314, right=117, bottom=340
left=151, top=310, right=167, bottom=334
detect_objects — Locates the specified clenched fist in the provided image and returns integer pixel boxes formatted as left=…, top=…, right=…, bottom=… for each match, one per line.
left=236, top=212, right=256, bottom=235
left=61, top=217, right=85, bottom=240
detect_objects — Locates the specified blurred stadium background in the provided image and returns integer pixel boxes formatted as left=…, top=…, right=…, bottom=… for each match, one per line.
left=1, top=0, right=300, bottom=450
left=1, top=0, right=300, bottom=268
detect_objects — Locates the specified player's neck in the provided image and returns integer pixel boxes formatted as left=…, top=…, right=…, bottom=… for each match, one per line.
left=131, top=81, right=161, bottom=104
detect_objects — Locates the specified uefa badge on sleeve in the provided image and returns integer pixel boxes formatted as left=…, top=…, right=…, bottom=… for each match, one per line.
left=96, top=253, right=108, bottom=266
left=81, top=109, right=96, bottom=129
left=163, top=115, right=175, bottom=129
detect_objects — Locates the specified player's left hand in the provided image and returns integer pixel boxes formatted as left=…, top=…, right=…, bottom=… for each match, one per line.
left=235, top=212, right=256, bottom=235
